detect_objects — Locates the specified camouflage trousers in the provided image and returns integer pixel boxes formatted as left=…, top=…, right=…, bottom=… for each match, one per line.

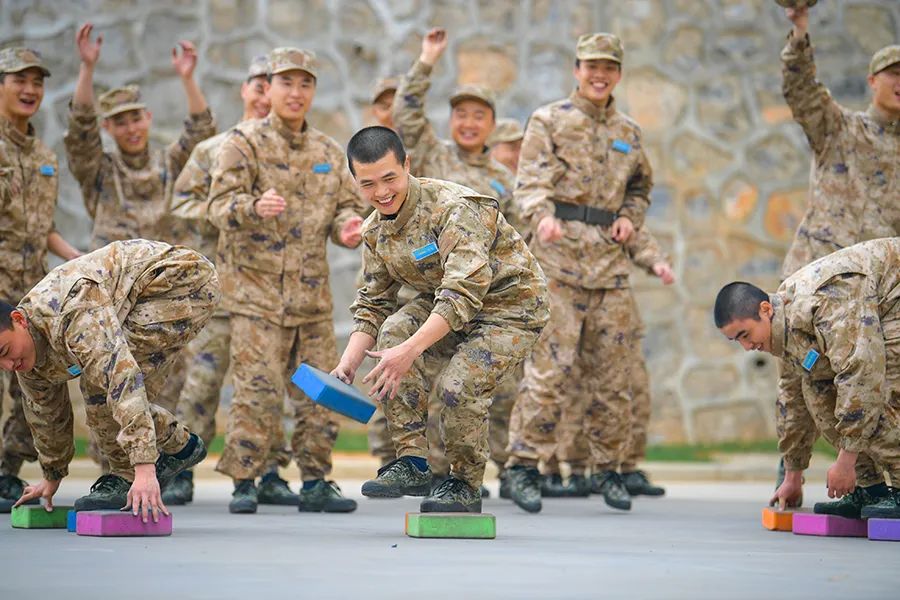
left=799, top=335, right=900, bottom=487
left=216, top=315, right=339, bottom=482
left=78, top=269, right=219, bottom=481
left=174, top=314, right=290, bottom=469
left=507, top=280, right=633, bottom=474
left=0, top=372, right=37, bottom=475
left=378, top=296, right=538, bottom=489
left=622, top=292, right=651, bottom=471
left=367, top=367, right=518, bottom=473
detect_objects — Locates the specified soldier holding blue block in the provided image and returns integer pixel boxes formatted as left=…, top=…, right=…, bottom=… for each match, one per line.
left=334, top=126, right=549, bottom=513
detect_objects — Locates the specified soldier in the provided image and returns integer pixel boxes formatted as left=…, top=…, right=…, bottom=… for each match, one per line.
left=65, top=23, right=216, bottom=253
left=209, top=47, right=365, bottom=515
left=774, top=3, right=900, bottom=496
left=164, top=55, right=294, bottom=507
left=504, top=32, right=653, bottom=514
left=393, top=29, right=520, bottom=491
left=370, top=76, right=399, bottom=130
left=394, top=28, right=515, bottom=219
left=1, top=240, right=217, bottom=520
left=487, top=118, right=524, bottom=174
left=715, top=237, right=900, bottom=520
left=334, top=126, right=548, bottom=513
left=542, top=228, right=674, bottom=499
left=0, top=47, right=81, bottom=512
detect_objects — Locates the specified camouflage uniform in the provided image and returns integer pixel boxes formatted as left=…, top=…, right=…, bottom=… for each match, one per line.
left=487, top=118, right=525, bottom=146
left=0, top=48, right=55, bottom=477
left=352, top=176, right=549, bottom=488
left=780, top=36, right=899, bottom=280
left=393, top=61, right=515, bottom=219
left=210, top=49, right=366, bottom=483
left=170, top=130, right=290, bottom=467
left=390, top=59, right=520, bottom=475
left=506, top=34, right=653, bottom=476
left=15, top=240, right=219, bottom=481
left=773, top=238, right=900, bottom=485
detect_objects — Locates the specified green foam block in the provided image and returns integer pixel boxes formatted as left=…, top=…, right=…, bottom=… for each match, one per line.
left=405, top=512, right=496, bottom=539
left=10, top=505, right=75, bottom=529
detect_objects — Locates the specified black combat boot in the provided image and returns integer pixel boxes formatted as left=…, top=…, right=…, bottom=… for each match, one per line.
left=229, top=479, right=258, bottom=514
left=161, top=470, right=194, bottom=505
left=74, top=474, right=131, bottom=511
left=420, top=477, right=482, bottom=513
left=813, top=486, right=883, bottom=519
left=622, top=470, right=665, bottom=497
left=592, top=471, right=632, bottom=511
left=361, top=457, right=432, bottom=498
left=508, top=465, right=542, bottom=513
left=258, top=472, right=300, bottom=506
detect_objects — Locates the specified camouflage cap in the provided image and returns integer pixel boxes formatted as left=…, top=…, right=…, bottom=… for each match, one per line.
left=370, top=76, right=399, bottom=104
left=774, top=0, right=817, bottom=8
left=575, top=33, right=624, bottom=64
left=0, top=46, right=50, bottom=77
left=870, top=45, right=900, bottom=76
left=268, top=47, right=318, bottom=79
left=449, top=84, right=496, bottom=113
left=487, top=118, right=524, bottom=145
left=98, top=85, right=146, bottom=119
left=247, top=54, right=269, bottom=80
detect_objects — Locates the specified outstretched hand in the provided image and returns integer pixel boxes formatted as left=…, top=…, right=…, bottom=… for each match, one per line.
left=14, top=478, right=61, bottom=511
left=419, top=28, right=448, bottom=66
left=785, top=5, right=809, bottom=36
left=123, top=464, right=169, bottom=524
left=363, top=343, right=419, bottom=401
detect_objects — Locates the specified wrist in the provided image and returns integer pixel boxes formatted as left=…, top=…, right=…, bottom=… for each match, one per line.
left=837, top=449, right=858, bottom=466
left=784, top=470, right=803, bottom=483
left=133, top=463, right=156, bottom=477
left=419, top=53, right=437, bottom=67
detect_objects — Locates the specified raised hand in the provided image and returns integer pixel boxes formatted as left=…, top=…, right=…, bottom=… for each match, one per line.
left=76, top=23, right=103, bottom=68
left=172, top=41, right=199, bottom=79
left=419, top=28, right=449, bottom=66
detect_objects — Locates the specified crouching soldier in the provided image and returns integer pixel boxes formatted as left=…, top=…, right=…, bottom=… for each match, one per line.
left=1, top=240, right=219, bottom=520
left=333, top=126, right=549, bottom=513
left=714, top=237, right=900, bottom=520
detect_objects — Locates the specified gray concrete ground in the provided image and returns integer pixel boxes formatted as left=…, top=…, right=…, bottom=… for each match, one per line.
left=2, top=476, right=898, bottom=599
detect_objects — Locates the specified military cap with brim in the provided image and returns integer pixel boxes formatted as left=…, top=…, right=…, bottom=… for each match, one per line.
left=371, top=76, right=399, bottom=104
left=268, top=47, right=318, bottom=78
left=575, top=33, right=624, bottom=64
left=870, top=45, right=900, bottom=76
left=98, top=85, right=147, bottom=119
left=247, top=54, right=269, bottom=79
left=0, top=47, right=51, bottom=77
left=449, top=84, right=496, bottom=113
left=774, top=0, right=817, bottom=8
left=487, top=118, right=524, bottom=145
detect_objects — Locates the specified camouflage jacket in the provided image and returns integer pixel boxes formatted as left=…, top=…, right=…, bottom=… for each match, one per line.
left=780, top=32, right=900, bottom=279
left=0, top=117, right=58, bottom=302
left=625, top=227, right=670, bottom=276
left=207, top=114, right=366, bottom=326
left=16, top=240, right=218, bottom=480
left=351, top=176, right=549, bottom=337
left=517, top=91, right=653, bottom=289
left=393, top=60, right=516, bottom=224
left=772, top=238, right=900, bottom=469
left=64, top=102, right=216, bottom=250
left=172, top=130, right=230, bottom=261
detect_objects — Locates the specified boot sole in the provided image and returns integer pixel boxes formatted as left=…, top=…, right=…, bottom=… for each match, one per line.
left=602, top=496, right=632, bottom=511
left=361, top=483, right=431, bottom=498
left=627, top=488, right=666, bottom=497
left=73, top=499, right=128, bottom=511
left=812, top=504, right=861, bottom=519
left=420, top=500, right=482, bottom=513
left=229, top=501, right=258, bottom=514
left=298, top=502, right=358, bottom=513
left=259, top=498, right=300, bottom=506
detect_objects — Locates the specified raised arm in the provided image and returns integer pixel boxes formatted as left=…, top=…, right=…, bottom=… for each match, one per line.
left=165, top=41, right=216, bottom=176
left=392, top=28, right=448, bottom=157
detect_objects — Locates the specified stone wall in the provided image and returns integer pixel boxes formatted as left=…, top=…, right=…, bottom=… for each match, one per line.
left=3, top=0, right=897, bottom=445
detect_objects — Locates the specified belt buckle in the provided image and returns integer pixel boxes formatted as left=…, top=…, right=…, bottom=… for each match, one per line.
left=578, top=205, right=589, bottom=222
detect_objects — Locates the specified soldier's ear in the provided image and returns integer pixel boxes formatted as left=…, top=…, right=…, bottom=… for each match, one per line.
left=11, top=310, right=27, bottom=329
left=759, top=300, right=774, bottom=320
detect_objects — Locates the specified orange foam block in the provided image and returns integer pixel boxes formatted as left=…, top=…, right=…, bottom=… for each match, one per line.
left=761, top=507, right=809, bottom=531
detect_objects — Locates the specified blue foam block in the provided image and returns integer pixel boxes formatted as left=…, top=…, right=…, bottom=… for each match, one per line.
left=291, top=363, right=376, bottom=423
left=67, top=510, right=77, bottom=532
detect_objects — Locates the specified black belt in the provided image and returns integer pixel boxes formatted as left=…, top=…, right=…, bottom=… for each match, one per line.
left=553, top=201, right=616, bottom=227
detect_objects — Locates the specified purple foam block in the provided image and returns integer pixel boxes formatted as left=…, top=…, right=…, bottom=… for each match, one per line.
left=867, top=518, right=900, bottom=542
left=76, top=510, right=172, bottom=537
left=792, top=512, right=867, bottom=537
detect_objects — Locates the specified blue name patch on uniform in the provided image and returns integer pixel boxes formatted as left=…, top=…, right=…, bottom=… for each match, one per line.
left=611, top=140, right=631, bottom=154
left=312, top=163, right=332, bottom=174
left=412, top=242, right=439, bottom=261
left=489, top=179, right=506, bottom=196
left=40, top=165, right=56, bottom=176
left=67, top=364, right=82, bottom=377
left=801, top=349, right=819, bottom=371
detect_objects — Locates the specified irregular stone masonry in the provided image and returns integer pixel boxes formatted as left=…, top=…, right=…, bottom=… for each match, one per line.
left=2, top=0, right=896, bottom=444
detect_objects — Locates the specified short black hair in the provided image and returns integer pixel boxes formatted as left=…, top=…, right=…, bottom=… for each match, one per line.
left=0, top=300, right=16, bottom=332
left=346, top=126, right=407, bottom=176
left=713, top=282, right=769, bottom=328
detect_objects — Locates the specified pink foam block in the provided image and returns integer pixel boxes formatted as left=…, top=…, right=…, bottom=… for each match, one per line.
left=867, top=518, right=900, bottom=542
left=791, top=512, right=867, bottom=537
left=75, top=510, right=172, bottom=537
